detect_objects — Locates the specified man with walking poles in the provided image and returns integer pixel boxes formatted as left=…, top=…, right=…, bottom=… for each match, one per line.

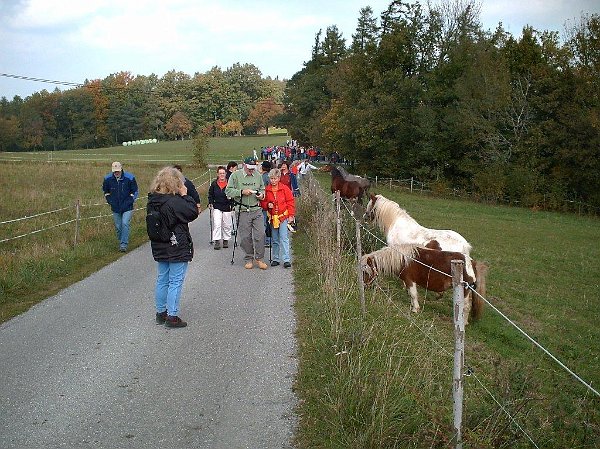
left=225, top=156, right=268, bottom=270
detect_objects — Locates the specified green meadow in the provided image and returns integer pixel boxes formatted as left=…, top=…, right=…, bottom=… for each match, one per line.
left=292, top=173, right=599, bottom=448
left=0, top=133, right=289, bottom=165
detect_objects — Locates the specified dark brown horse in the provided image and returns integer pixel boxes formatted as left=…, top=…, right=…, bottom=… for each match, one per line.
left=361, top=243, right=488, bottom=324
left=327, top=165, right=368, bottom=202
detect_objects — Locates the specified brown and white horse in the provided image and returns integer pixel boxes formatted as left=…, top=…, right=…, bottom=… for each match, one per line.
left=361, top=243, right=488, bottom=324
left=363, top=193, right=477, bottom=283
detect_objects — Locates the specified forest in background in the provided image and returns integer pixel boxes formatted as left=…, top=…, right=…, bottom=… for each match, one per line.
left=0, top=63, right=285, bottom=150
left=1, top=0, right=599, bottom=212
left=283, top=1, right=600, bottom=211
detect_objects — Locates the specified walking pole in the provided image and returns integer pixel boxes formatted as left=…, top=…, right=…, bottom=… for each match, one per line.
left=209, top=205, right=214, bottom=245
left=267, top=222, right=272, bottom=263
left=230, top=201, right=243, bottom=265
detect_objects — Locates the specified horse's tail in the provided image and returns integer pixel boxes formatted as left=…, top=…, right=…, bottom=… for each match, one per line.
left=470, top=260, right=488, bottom=321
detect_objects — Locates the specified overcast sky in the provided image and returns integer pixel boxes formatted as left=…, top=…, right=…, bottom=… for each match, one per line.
left=1, top=0, right=598, bottom=99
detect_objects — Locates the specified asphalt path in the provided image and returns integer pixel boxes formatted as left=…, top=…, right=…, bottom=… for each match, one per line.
left=0, top=207, right=297, bottom=448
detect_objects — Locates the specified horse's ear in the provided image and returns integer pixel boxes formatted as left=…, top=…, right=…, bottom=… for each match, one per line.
left=370, top=193, right=377, bottom=202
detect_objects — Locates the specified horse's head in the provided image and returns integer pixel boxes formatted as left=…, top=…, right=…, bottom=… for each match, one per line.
left=360, top=254, right=378, bottom=287
left=363, top=193, right=379, bottom=222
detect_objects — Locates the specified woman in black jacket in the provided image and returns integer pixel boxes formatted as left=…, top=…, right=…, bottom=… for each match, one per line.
left=147, top=167, right=199, bottom=328
left=207, top=166, right=234, bottom=250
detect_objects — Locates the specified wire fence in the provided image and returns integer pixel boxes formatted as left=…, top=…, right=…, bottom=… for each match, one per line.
left=0, top=169, right=212, bottom=245
left=302, top=173, right=599, bottom=447
left=368, top=175, right=600, bottom=216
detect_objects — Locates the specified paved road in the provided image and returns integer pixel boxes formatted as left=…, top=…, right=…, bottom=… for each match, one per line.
left=0, top=208, right=297, bottom=449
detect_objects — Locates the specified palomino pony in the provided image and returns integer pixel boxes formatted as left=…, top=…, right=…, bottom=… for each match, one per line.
left=328, top=165, right=368, bottom=203
left=361, top=243, right=487, bottom=323
left=364, top=193, right=476, bottom=281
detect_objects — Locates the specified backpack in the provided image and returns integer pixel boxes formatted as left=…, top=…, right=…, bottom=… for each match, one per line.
left=146, top=200, right=172, bottom=242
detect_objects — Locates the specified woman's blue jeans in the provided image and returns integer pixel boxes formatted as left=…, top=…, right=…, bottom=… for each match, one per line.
left=155, top=261, right=188, bottom=317
left=271, top=218, right=290, bottom=263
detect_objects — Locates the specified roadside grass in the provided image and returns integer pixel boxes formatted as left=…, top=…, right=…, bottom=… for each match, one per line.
left=292, top=174, right=599, bottom=448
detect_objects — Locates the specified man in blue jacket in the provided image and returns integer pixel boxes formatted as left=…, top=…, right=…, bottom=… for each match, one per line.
left=102, top=161, right=138, bottom=252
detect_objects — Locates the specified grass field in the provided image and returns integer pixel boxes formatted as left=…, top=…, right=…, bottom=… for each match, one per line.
left=292, top=173, right=599, bottom=448
left=0, top=134, right=289, bottom=165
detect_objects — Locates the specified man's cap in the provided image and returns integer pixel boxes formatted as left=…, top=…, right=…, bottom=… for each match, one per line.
left=111, top=161, right=123, bottom=172
left=244, top=156, right=257, bottom=169
left=261, top=160, right=272, bottom=171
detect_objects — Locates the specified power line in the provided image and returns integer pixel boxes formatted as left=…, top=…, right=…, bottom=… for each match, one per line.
left=1, top=73, right=82, bottom=88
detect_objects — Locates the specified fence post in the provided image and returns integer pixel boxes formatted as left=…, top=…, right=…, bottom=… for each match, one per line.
left=451, top=259, right=465, bottom=449
left=354, top=216, right=366, bottom=318
left=410, top=177, right=414, bottom=193
left=335, top=191, right=341, bottom=250
left=74, top=199, right=81, bottom=246
left=375, top=175, right=378, bottom=187
left=389, top=178, right=392, bottom=189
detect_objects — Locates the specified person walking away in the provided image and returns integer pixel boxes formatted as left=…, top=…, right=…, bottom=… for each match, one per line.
left=225, top=161, right=238, bottom=181
left=147, top=166, right=199, bottom=328
left=259, top=160, right=273, bottom=248
left=225, top=157, right=268, bottom=270
left=298, top=160, right=317, bottom=180
left=102, top=161, right=138, bottom=252
left=279, top=160, right=300, bottom=197
left=208, top=166, right=233, bottom=250
left=173, top=164, right=201, bottom=214
left=261, top=168, right=295, bottom=268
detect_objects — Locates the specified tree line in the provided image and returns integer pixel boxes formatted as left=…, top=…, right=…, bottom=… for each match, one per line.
left=282, top=1, right=600, bottom=212
left=0, top=63, right=285, bottom=151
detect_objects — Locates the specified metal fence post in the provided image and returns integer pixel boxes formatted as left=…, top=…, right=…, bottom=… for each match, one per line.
left=335, top=191, right=341, bottom=250
left=74, top=199, right=81, bottom=246
left=451, top=259, right=465, bottom=449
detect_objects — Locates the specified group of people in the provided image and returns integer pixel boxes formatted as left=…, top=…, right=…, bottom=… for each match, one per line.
left=102, top=155, right=306, bottom=329
left=210, top=157, right=297, bottom=269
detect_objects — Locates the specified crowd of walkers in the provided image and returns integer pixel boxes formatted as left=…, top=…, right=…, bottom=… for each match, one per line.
left=258, top=140, right=343, bottom=164
left=106, top=152, right=311, bottom=328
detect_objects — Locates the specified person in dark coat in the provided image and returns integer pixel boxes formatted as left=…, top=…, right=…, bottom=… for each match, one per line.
left=173, top=164, right=201, bottom=214
left=207, top=166, right=233, bottom=250
left=147, top=166, right=199, bottom=328
left=102, top=161, right=138, bottom=252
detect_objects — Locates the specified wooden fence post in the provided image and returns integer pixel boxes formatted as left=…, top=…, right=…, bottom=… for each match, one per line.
left=355, top=216, right=366, bottom=318
left=451, top=259, right=465, bottom=449
left=74, top=199, right=81, bottom=246
left=335, top=191, right=341, bottom=250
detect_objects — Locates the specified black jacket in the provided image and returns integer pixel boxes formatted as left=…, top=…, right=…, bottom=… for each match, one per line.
left=208, top=180, right=233, bottom=212
left=147, top=192, right=199, bottom=262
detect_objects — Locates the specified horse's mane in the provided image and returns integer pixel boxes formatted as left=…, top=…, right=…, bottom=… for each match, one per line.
left=371, top=195, right=416, bottom=234
left=363, top=244, right=419, bottom=277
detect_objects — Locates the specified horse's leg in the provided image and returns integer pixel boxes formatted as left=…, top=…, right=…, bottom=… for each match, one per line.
left=406, top=282, right=420, bottom=313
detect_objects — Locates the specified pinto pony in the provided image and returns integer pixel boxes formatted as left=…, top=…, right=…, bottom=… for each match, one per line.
left=364, top=193, right=476, bottom=281
left=361, top=244, right=487, bottom=324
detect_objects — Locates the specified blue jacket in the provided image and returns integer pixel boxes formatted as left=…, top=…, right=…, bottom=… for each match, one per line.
left=102, top=171, right=139, bottom=214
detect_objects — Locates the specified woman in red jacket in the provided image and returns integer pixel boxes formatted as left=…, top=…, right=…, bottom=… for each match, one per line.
left=260, top=168, right=295, bottom=268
